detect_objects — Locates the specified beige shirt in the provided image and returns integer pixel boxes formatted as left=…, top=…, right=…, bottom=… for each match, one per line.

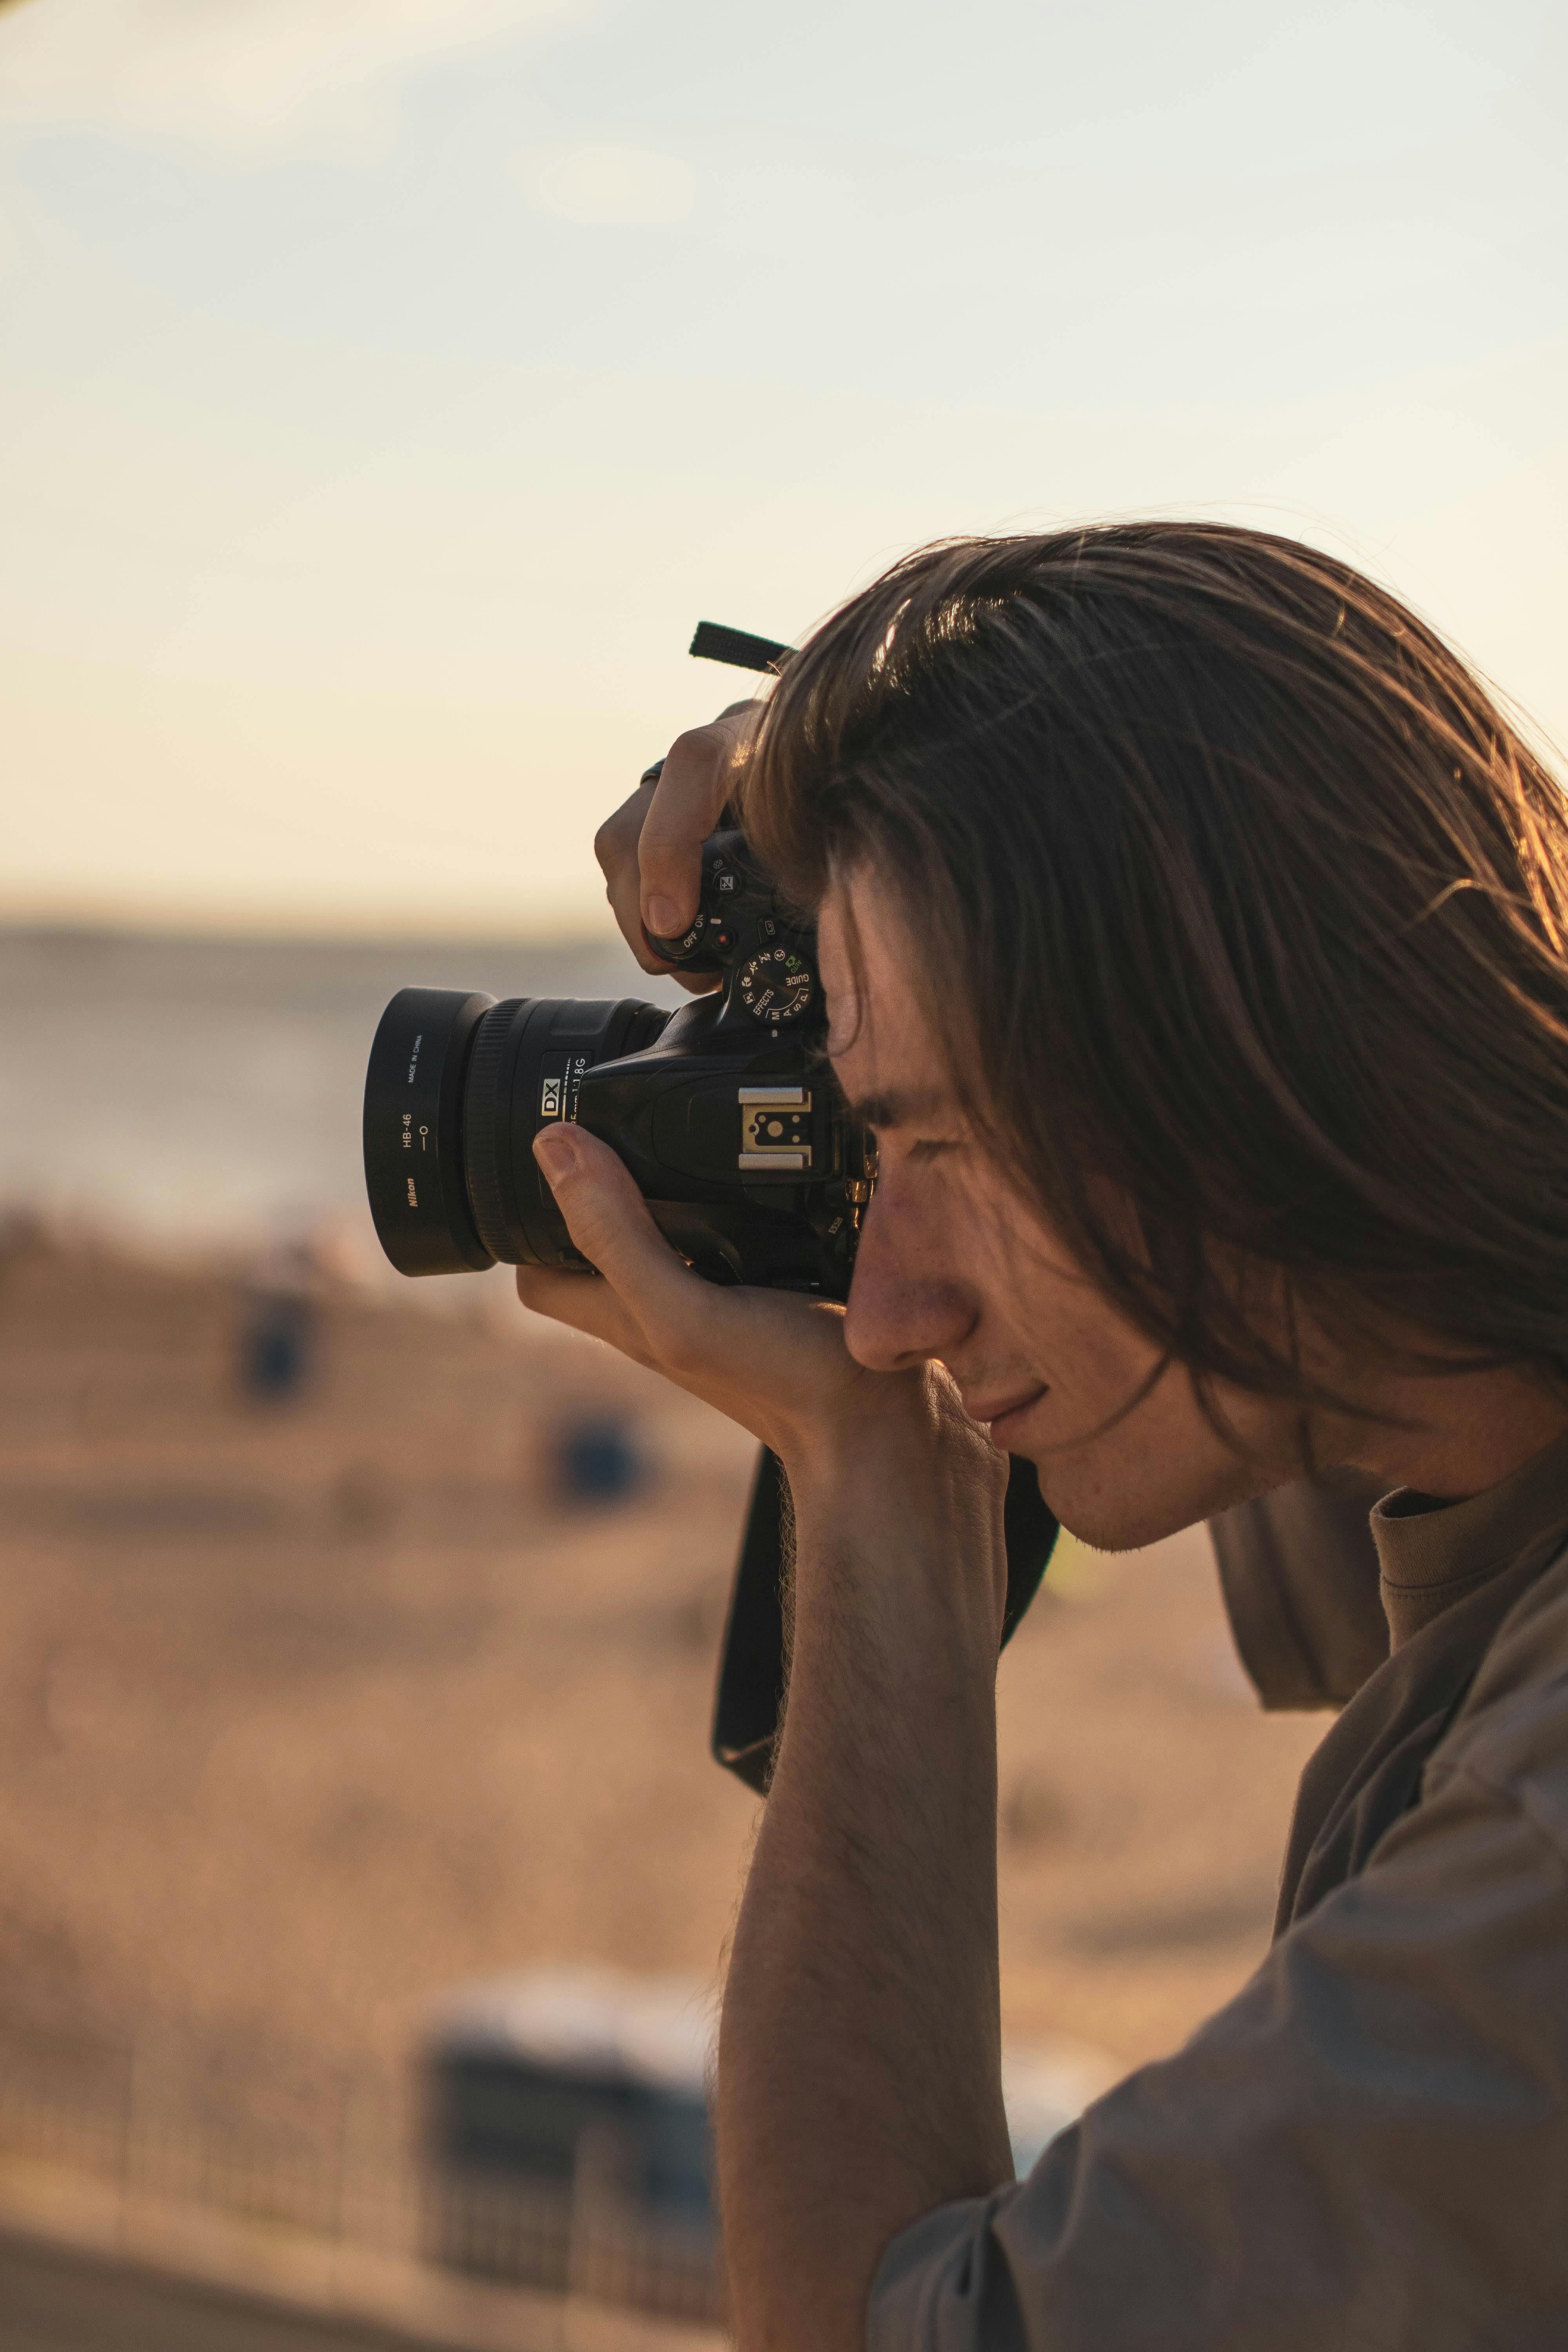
left=869, top=1435, right=1568, bottom=2351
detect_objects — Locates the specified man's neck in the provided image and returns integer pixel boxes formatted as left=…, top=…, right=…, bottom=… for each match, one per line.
left=1339, top=1363, right=1568, bottom=1503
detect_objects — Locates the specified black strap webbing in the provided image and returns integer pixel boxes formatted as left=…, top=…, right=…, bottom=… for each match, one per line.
left=689, top=621, right=793, bottom=674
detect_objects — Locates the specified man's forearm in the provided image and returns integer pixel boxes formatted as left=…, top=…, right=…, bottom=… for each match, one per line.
left=716, top=1441, right=1014, bottom=2351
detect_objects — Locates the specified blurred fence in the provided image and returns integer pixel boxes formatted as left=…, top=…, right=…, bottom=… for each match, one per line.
left=0, top=2023, right=726, bottom=2330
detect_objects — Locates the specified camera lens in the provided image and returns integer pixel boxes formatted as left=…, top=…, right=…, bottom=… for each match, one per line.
left=363, top=987, right=495, bottom=1276
left=459, top=995, right=668, bottom=1267
left=363, top=987, right=668, bottom=1278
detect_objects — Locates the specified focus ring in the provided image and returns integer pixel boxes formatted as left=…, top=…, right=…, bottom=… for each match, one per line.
left=462, top=998, right=523, bottom=1266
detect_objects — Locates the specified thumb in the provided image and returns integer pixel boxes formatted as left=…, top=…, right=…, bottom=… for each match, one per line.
left=533, top=1123, right=696, bottom=1314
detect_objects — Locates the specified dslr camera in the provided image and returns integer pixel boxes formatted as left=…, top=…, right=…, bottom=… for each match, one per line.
left=363, top=626, right=1056, bottom=1790
left=362, top=825, right=873, bottom=1300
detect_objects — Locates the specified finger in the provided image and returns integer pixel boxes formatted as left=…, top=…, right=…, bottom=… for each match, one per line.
left=595, top=779, right=671, bottom=976
left=532, top=1123, right=717, bottom=1338
left=596, top=780, right=719, bottom=994
left=515, top=1261, right=757, bottom=1430
left=515, top=1263, right=656, bottom=1361
left=638, top=708, right=760, bottom=937
left=518, top=1257, right=757, bottom=1433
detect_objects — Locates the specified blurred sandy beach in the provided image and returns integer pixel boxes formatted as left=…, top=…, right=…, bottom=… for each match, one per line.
left=0, top=1128, right=1325, bottom=2096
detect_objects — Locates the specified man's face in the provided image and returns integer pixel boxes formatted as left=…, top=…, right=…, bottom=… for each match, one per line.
left=821, top=873, right=1302, bottom=1551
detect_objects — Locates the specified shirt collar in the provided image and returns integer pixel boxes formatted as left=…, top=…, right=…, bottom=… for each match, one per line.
left=1371, top=1426, right=1568, bottom=1649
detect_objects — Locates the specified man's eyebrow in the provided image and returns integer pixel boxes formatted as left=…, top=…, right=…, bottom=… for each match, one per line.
left=835, top=1085, right=953, bottom=1129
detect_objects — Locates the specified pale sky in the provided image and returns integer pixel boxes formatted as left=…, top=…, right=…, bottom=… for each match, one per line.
left=1, top=0, right=1564, bottom=935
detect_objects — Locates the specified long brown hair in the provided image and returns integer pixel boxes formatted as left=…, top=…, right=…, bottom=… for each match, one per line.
left=741, top=524, right=1568, bottom=1410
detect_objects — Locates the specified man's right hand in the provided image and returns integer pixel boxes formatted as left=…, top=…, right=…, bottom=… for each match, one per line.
left=593, top=702, right=762, bottom=992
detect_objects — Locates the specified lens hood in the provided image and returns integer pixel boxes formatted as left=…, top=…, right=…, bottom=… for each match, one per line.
left=363, top=986, right=497, bottom=1276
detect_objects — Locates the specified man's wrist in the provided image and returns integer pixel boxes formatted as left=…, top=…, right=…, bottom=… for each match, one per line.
left=780, top=1418, right=1009, bottom=1657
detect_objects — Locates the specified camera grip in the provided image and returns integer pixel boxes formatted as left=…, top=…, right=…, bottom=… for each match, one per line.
left=710, top=1448, right=1060, bottom=1793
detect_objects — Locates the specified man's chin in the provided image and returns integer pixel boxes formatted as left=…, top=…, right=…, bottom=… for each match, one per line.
left=1048, top=1495, right=1206, bottom=1555
left=1030, top=1455, right=1267, bottom=1555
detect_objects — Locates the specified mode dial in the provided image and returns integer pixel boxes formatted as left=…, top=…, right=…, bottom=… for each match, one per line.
left=737, top=947, right=813, bottom=1026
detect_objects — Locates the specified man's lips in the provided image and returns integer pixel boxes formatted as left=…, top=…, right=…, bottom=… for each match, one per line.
left=967, top=1383, right=1049, bottom=1443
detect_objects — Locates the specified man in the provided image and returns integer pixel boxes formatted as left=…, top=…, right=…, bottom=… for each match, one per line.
left=519, top=525, right=1568, bottom=2347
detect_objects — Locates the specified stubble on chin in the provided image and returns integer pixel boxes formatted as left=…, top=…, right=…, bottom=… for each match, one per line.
left=1028, top=1424, right=1292, bottom=1554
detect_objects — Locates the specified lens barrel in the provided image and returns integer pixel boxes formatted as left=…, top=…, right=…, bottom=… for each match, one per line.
left=363, top=986, right=668, bottom=1278
left=459, top=994, right=668, bottom=1267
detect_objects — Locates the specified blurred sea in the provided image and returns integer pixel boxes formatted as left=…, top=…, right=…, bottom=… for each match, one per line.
left=0, top=925, right=682, bottom=1256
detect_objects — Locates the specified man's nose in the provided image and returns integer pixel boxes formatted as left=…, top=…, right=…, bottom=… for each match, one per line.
left=843, top=1192, right=976, bottom=1373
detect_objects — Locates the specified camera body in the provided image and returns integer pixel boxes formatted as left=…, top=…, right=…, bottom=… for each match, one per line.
left=363, top=829, right=872, bottom=1294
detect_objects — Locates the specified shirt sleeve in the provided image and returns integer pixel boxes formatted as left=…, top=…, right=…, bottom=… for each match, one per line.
left=867, top=1753, right=1568, bottom=2352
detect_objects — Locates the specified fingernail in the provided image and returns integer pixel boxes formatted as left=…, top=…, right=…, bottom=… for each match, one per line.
left=645, top=895, right=680, bottom=936
left=533, top=1123, right=579, bottom=1181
